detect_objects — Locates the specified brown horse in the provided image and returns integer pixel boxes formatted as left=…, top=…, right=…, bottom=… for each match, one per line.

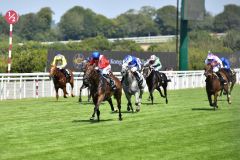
left=49, top=65, right=74, bottom=100
left=142, top=66, right=170, bottom=104
left=220, top=68, right=236, bottom=96
left=84, top=64, right=122, bottom=121
left=204, top=64, right=231, bottom=109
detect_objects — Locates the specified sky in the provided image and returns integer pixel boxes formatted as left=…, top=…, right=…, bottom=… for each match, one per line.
left=1, top=0, right=240, bottom=23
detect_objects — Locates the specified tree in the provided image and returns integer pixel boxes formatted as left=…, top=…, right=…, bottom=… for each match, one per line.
left=115, top=10, right=158, bottom=37
left=59, top=6, right=108, bottom=40
left=223, top=30, right=240, bottom=51
left=189, top=12, right=214, bottom=31
left=155, top=5, right=177, bottom=35
left=139, top=6, right=156, bottom=20
left=213, top=4, right=240, bottom=32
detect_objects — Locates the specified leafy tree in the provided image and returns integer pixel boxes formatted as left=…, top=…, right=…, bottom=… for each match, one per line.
left=213, top=4, right=240, bottom=32
left=155, top=5, right=177, bottom=35
left=36, top=7, right=53, bottom=32
left=115, top=10, right=158, bottom=37
left=139, top=6, right=156, bottom=19
left=112, top=40, right=143, bottom=52
left=59, top=6, right=103, bottom=40
left=189, top=12, right=214, bottom=31
left=223, top=30, right=240, bottom=51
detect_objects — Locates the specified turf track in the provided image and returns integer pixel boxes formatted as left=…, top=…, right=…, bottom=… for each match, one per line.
left=0, top=85, right=239, bottom=160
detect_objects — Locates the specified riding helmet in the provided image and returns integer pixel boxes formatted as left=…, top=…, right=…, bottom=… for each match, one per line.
left=92, top=51, right=100, bottom=60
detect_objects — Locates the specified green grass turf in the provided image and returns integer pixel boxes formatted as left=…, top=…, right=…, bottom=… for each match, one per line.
left=0, top=85, right=239, bottom=160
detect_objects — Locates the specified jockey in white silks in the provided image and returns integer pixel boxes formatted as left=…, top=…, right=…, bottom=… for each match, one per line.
left=144, top=55, right=162, bottom=71
left=204, top=51, right=226, bottom=85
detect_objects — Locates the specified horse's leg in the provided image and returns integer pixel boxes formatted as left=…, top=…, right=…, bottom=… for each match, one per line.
left=90, top=96, right=98, bottom=120
left=107, top=98, right=116, bottom=113
left=115, top=91, right=122, bottom=121
left=79, top=85, right=84, bottom=102
left=207, top=92, right=213, bottom=107
left=87, top=88, right=91, bottom=102
left=225, top=85, right=231, bottom=104
left=150, top=92, right=154, bottom=105
left=162, top=85, right=168, bottom=104
left=213, top=93, right=218, bottom=110
left=126, top=93, right=133, bottom=112
left=63, top=86, right=68, bottom=98
left=156, top=87, right=165, bottom=98
left=70, top=82, right=74, bottom=97
left=55, top=87, right=59, bottom=100
left=95, top=95, right=105, bottom=121
left=135, top=92, right=140, bottom=112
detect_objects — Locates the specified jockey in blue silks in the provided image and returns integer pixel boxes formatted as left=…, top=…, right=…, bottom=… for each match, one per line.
left=221, top=57, right=235, bottom=78
left=122, top=55, right=144, bottom=89
left=220, top=57, right=230, bottom=70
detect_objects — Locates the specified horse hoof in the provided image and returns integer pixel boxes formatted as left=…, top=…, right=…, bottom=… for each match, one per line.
left=228, top=101, right=232, bottom=104
left=112, top=109, right=118, bottom=113
left=90, top=117, right=95, bottom=120
left=136, top=109, right=140, bottom=112
left=127, top=107, right=130, bottom=111
left=119, top=117, right=123, bottom=121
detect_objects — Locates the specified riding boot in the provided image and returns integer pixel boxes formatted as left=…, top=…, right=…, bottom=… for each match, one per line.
left=103, top=74, right=117, bottom=91
left=133, top=71, right=144, bottom=89
left=216, top=72, right=226, bottom=85
left=61, top=69, right=69, bottom=79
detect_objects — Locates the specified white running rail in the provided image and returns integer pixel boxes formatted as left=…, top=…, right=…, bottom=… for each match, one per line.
left=1, top=69, right=239, bottom=100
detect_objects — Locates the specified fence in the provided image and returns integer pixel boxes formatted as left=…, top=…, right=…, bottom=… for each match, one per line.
left=1, top=69, right=240, bottom=100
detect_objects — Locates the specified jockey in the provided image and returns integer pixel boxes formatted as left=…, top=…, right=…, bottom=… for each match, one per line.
left=122, top=55, right=144, bottom=89
left=204, top=51, right=226, bottom=84
left=52, top=53, right=70, bottom=78
left=89, top=51, right=116, bottom=90
left=221, top=57, right=235, bottom=80
left=144, top=55, right=162, bottom=71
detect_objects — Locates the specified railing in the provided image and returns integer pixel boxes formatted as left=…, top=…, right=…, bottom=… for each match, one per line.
left=0, top=69, right=239, bottom=100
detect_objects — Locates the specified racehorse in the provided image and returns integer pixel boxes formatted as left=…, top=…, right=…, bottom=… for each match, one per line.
left=142, top=66, right=170, bottom=105
left=78, top=61, right=91, bottom=102
left=49, top=65, right=74, bottom=100
left=121, top=64, right=146, bottom=112
left=83, top=64, right=122, bottom=121
left=220, top=68, right=236, bottom=96
left=204, top=64, right=231, bottom=109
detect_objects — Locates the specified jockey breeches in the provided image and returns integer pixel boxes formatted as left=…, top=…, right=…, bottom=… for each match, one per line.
left=100, top=65, right=111, bottom=75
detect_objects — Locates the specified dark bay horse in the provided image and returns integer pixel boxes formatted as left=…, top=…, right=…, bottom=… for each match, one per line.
left=142, top=66, right=170, bottom=104
left=49, top=65, right=74, bottom=100
left=79, top=61, right=91, bottom=102
left=84, top=64, right=122, bottom=121
left=204, top=64, right=231, bottom=109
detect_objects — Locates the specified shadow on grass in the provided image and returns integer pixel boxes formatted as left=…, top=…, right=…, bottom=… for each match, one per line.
left=78, top=101, right=93, bottom=105
left=72, top=119, right=113, bottom=123
left=141, top=102, right=162, bottom=105
left=120, top=111, right=136, bottom=114
left=192, top=107, right=215, bottom=111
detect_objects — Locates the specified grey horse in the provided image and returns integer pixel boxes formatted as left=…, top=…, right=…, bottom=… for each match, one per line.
left=121, top=64, right=146, bottom=112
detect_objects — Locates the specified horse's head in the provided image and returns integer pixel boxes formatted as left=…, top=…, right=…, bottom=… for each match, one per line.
left=83, top=64, right=96, bottom=81
left=49, top=65, right=58, bottom=77
left=204, top=64, right=213, bottom=77
left=121, top=63, right=128, bottom=77
left=142, top=66, right=152, bottom=78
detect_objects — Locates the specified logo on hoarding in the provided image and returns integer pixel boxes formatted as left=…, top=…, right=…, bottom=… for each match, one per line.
left=73, top=53, right=85, bottom=69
